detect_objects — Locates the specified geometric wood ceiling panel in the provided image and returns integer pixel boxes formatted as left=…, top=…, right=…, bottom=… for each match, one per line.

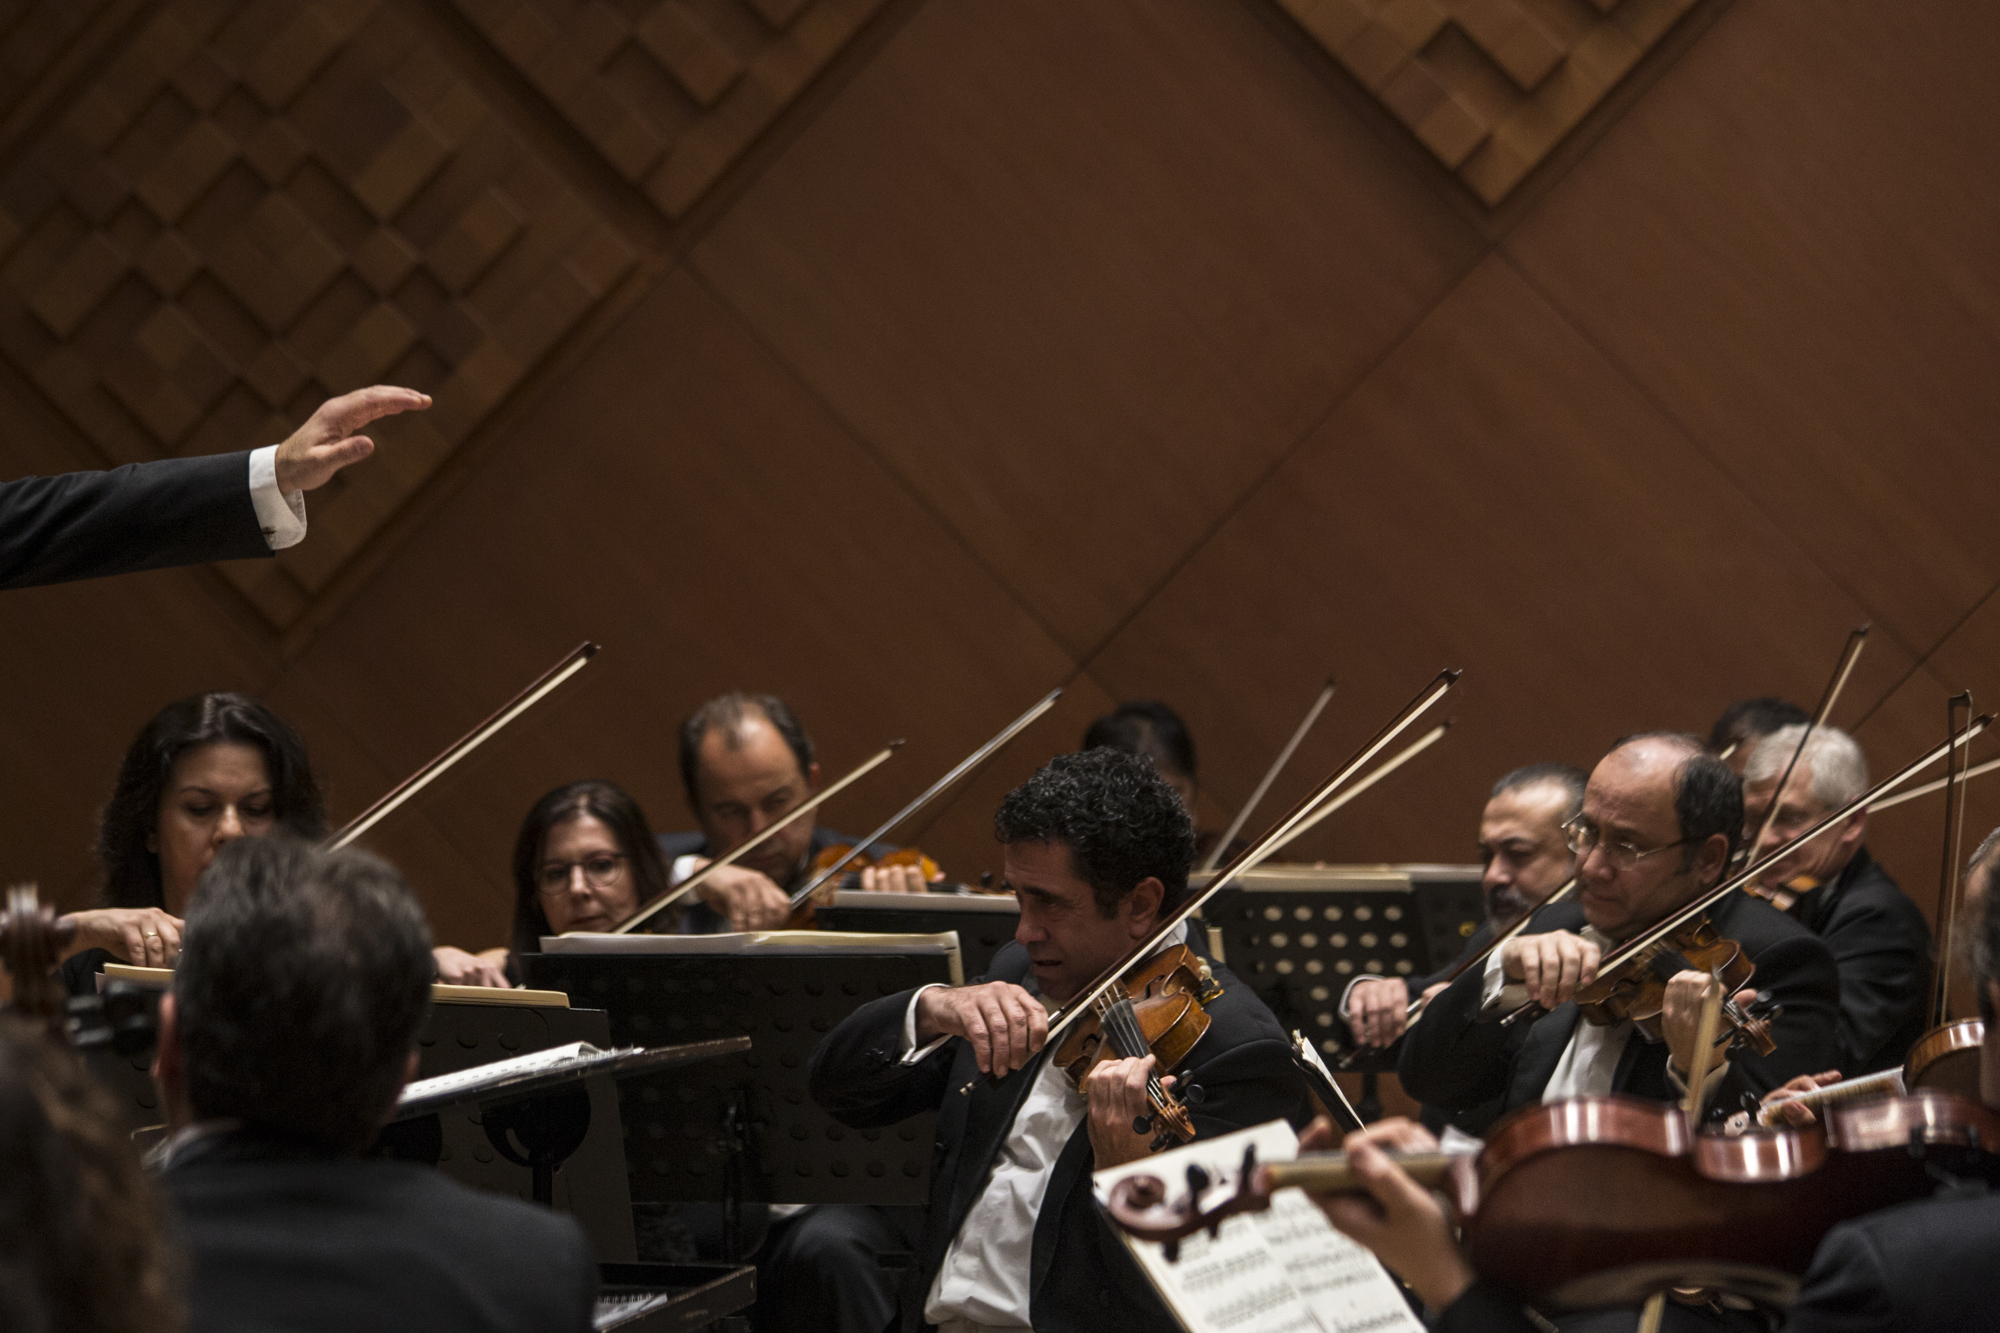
left=0, top=0, right=637, bottom=631
left=1276, top=0, right=1697, bottom=203
left=450, top=0, right=889, bottom=218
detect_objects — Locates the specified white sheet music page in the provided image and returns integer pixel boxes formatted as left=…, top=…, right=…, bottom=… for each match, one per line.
left=1092, top=1119, right=1422, bottom=1333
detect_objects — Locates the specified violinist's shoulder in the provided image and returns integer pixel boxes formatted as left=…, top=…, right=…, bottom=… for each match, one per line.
left=1794, top=1188, right=2000, bottom=1330
left=1712, top=889, right=1825, bottom=953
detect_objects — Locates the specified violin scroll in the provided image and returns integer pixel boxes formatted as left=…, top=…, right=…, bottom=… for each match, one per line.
left=1, top=884, right=76, bottom=1036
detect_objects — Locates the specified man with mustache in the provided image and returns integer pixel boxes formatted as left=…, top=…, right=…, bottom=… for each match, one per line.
left=1343, top=763, right=1586, bottom=1053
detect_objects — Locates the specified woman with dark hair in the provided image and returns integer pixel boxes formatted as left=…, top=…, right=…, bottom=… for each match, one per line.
left=61, top=691, right=505, bottom=993
left=0, top=1018, right=183, bottom=1332
left=509, top=779, right=674, bottom=966
left=58, top=691, right=327, bottom=995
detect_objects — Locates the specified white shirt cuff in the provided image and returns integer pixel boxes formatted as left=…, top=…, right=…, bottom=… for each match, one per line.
left=248, top=445, right=307, bottom=550
left=670, top=854, right=703, bottom=887
left=1337, top=974, right=1393, bottom=1021
left=1479, top=946, right=1530, bottom=1015
left=900, top=984, right=952, bottom=1065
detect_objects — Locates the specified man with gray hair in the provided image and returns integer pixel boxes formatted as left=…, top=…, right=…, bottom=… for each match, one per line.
left=1742, top=723, right=1933, bottom=1074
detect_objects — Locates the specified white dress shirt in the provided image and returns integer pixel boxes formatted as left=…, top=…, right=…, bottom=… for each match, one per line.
left=901, top=923, right=1190, bottom=1329
left=247, top=445, right=307, bottom=549
left=1479, top=925, right=1631, bottom=1099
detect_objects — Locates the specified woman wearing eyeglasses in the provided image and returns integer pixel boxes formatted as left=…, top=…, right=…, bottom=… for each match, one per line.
left=507, top=780, right=675, bottom=972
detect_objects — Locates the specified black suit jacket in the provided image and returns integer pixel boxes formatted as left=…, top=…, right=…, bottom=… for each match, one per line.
left=163, top=1127, right=597, bottom=1333
left=1789, top=848, right=1932, bottom=1075
left=807, top=940, right=1316, bottom=1333
left=1439, top=1189, right=2000, bottom=1333
left=1, top=451, right=269, bottom=590
left=1400, top=892, right=1841, bottom=1123
left=657, top=827, right=896, bottom=933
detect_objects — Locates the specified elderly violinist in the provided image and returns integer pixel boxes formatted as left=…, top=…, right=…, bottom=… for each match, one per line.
left=1306, top=825, right=2000, bottom=1333
left=1400, top=733, right=1840, bottom=1127
left=1741, top=725, right=1932, bottom=1074
left=808, top=747, right=1315, bottom=1333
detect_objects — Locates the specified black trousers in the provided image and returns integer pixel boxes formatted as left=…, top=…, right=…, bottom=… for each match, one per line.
left=751, top=1205, right=926, bottom=1333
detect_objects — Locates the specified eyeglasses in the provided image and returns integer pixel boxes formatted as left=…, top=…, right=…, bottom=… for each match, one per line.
left=537, top=853, right=628, bottom=898
left=1561, top=815, right=1691, bottom=868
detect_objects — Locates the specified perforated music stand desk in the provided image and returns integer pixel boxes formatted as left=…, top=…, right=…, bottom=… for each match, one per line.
left=522, top=932, right=960, bottom=1210
left=1190, top=864, right=1482, bottom=1063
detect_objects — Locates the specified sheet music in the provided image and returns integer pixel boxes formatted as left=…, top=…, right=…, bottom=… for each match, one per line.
left=1093, top=1120, right=1422, bottom=1333
left=397, top=1041, right=603, bottom=1106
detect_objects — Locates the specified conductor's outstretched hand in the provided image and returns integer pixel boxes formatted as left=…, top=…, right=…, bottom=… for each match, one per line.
left=274, top=386, right=432, bottom=494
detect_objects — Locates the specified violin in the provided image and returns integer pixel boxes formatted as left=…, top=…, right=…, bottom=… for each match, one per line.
left=1567, top=913, right=1777, bottom=1058
left=1049, top=943, right=1222, bottom=1149
left=0, top=884, right=76, bottom=1035
left=1104, top=1090, right=2000, bottom=1309
left=784, top=843, right=945, bottom=929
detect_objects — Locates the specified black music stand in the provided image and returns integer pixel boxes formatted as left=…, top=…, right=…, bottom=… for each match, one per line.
left=813, top=890, right=1021, bottom=978
left=522, top=940, right=956, bottom=1262
left=389, top=1039, right=752, bottom=1207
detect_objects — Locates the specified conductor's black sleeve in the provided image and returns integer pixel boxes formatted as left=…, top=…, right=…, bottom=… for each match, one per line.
left=1, top=451, right=268, bottom=590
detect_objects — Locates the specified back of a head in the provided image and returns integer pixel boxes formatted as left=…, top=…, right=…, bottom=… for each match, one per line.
left=175, top=838, right=433, bottom=1153
left=995, top=747, right=1195, bottom=915
left=1081, top=701, right=1196, bottom=784
left=1707, top=697, right=1811, bottom=753
left=1490, top=762, right=1588, bottom=824
left=0, top=1020, right=180, bottom=1333
left=1741, top=724, right=1869, bottom=807
left=677, top=692, right=813, bottom=806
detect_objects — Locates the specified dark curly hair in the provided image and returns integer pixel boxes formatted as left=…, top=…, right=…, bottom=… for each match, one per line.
left=0, top=1018, right=182, bottom=1333
left=510, top=779, right=673, bottom=956
left=994, top=748, right=1195, bottom=917
left=97, top=693, right=325, bottom=909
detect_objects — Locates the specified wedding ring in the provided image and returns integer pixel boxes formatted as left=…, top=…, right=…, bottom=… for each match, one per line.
left=144, top=930, right=160, bottom=938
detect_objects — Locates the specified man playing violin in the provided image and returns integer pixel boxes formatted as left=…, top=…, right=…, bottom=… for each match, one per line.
left=1304, top=823, right=2000, bottom=1333
left=1343, top=763, right=1585, bottom=1052
left=1740, top=725, right=1932, bottom=1074
left=659, top=693, right=934, bottom=932
left=808, top=747, right=1315, bottom=1333
left=1401, top=733, right=1841, bottom=1128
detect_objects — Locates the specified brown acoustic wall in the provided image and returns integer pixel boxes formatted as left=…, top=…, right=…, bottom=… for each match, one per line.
left=2, top=0, right=1997, bottom=966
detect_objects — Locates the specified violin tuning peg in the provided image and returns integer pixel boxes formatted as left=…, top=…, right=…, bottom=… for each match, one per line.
left=1151, top=1133, right=1177, bottom=1153
left=1183, top=1083, right=1207, bottom=1106
left=1132, top=1114, right=1153, bottom=1136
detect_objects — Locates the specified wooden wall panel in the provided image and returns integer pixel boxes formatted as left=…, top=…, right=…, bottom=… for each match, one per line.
left=3, top=0, right=1998, bottom=976
left=691, top=0, right=1485, bottom=655
left=265, top=264, right=1095, bottom=945
left=0, top=0, right=638, bottom=632
left=1085, top=255, right=1943, bottom=893
left=1501, top=1, right=2000, bottom=656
